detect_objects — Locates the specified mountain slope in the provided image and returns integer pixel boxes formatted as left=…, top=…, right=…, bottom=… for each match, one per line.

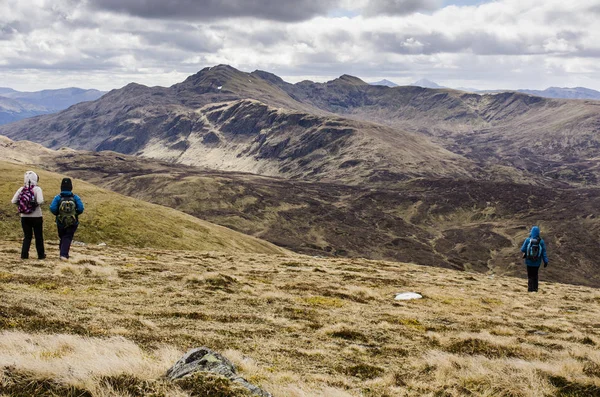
left=518, top=86, right=600, bottom=100
left=2, top=65, right=600, bottom=186
left=0, top=240, right=599, bottom=396
left=0, top=161, right=285, bottom=254
left=2, top=87, right=106, bottom=112
left=0, top=67, right=478, bottom=184
left=0, top=97, right=50, bottom=125
left=30, top=148, right=600, bottom=288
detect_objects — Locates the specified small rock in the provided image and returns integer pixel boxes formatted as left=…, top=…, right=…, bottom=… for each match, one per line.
left=72, top=241, right=86, bottom=246
left=97, top=242, right=107, bottom=247
left=166, top=347, right=272, bottom=397
left=395, top=292, right=423, bottom=301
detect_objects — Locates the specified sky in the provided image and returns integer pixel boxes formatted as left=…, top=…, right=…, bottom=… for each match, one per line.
left=1, top=0, right=600, bottom=91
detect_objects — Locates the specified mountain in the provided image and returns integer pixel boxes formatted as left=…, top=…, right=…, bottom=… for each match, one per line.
left=0, top=87, right=106, bottom=126
left=0, top=96, right=50, bottom=125
left=0, top=87, right=18, bottom=95
left=370, top=79, right=398, bottom=87
left=410, top=78, right=445, bottom=89
left=1, top=87, right=106, bottom=112
left=517, top=86, right=600, bottom=100
left=3, top=65, right=600, bottom=189
left=0, top=66, right=477, bottom=185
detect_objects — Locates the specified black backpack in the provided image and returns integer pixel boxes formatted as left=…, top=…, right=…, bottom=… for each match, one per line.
left=58, top=196, right=77, bottom=227
left=526, top=238, right=542, bottom=260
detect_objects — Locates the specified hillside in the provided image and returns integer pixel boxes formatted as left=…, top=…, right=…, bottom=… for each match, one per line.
left=0, top=241, right=599, bottom=396
left=0, top=96, right=50, bottom=125
left=0, top=87, right=106, bottom=126
left=1, top=87, right=106, bottom=112
left=518, top=87, right=600, bottom=100
left=0, top=68, right=477, bottom=184
left=262, top=76, right=600, bottom=186
left=0, top=161, right=284, bottom=254
left=36, top=149, right=600, bottom=288
left=2, top=65, right=600, bottom=186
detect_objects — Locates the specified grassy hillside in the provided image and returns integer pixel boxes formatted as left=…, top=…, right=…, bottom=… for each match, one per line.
left=46, top=151, right=600, bottom=288
left=0, top=241, right=598, bottom=396
left=0, top=161, right=285, bottom=254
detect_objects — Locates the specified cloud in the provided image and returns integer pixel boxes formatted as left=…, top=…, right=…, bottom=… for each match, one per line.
left=1, top=0, right=600, bottom=91
left=363, top=0, right=443, bottom=16
left=88, top=0, right=340, bottom=22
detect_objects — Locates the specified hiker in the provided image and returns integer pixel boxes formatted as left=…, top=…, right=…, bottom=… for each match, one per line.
left=11, top=171, right=45, bottom=259
left=520, top=226, right=549, bottom=292
left=49, top=178, right=84, bottom=261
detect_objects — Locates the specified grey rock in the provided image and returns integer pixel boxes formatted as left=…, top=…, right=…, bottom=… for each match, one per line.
left=166, top=347, right=272, bottom=397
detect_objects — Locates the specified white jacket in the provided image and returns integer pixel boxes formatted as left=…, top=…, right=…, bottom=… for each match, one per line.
left=11, top=171, right=44, bottom=218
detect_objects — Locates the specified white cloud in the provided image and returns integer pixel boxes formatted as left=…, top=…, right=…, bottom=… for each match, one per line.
left=0, top=0, right=599, bottom=91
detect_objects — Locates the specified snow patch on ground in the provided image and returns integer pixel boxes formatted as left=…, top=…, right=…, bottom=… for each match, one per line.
left=395, top=292, right=423, bottom=300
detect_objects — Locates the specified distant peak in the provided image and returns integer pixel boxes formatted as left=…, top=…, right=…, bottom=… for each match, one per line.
left=330, top=74, right=368, bottom=86
left=411, top=79, right=445, bottom=89
left=370, top=79, right=398, bottom=87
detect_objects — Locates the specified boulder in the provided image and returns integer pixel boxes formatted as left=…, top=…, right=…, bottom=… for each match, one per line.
left=166, top=347, right=272, bottom=397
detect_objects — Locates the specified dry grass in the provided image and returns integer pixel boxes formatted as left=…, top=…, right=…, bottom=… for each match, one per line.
left=1, top=241, right=600, bottom=396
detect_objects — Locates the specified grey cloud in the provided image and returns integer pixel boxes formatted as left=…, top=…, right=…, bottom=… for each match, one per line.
left=364, top=31, right=549, bottom=56
left=243, top=28, right=291, bottom=47
left=556, top=31, right=585, bottom=42
left=89, top=0, right=340, bottom=22
left=588, top=4, right=600, bottom=13
left=135, top=28, right=223, bottom=53
left=363, top=0, right=443, bottom=16
left=0, top=21, right=32, bottom=40
left=0, top=57, right=120, bottom=71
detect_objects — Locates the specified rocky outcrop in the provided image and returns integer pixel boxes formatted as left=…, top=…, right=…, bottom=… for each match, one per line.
left=166, top=347, right=272, bottom=397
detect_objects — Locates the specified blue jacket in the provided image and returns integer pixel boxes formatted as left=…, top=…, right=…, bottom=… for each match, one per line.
left=520, top=226, right=548, bottom=267
left=50, top=191, right=84, bottom=226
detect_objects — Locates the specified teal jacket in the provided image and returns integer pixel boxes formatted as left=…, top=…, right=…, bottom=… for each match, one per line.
left=520, top=226, right=549, bottom=267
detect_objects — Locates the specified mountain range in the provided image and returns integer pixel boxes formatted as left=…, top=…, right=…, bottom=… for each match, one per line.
left=0, top=87, right=106, bottom=125
left=5, top=64, right=599, bottom=186
left=407, top=79, right=600, bottom=100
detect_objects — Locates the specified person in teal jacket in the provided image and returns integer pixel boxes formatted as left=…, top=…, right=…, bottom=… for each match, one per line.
left=49, top=178, right=84, bottom=260
left=520, top=226, right=549, bottom=292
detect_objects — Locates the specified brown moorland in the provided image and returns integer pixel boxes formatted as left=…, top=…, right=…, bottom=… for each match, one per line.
left=0, top=241, right=599, bottom=396
left=43, top=149, right=600, bottom=288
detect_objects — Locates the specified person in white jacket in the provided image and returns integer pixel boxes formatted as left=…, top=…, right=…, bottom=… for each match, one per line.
left=11, top=171, right=45, bottom=259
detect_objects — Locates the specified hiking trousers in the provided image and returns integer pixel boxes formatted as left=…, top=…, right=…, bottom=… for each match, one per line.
left=527, top=265, right=539, bottom=292
left=58, top=224, right=78, bottom=259
left=21, top=217, right=45, bottom=259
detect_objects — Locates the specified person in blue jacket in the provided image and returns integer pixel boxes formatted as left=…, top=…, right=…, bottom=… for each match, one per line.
left=520, top=226, right=549, bottom=292
left=50, top=178, right=84, bottom=260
